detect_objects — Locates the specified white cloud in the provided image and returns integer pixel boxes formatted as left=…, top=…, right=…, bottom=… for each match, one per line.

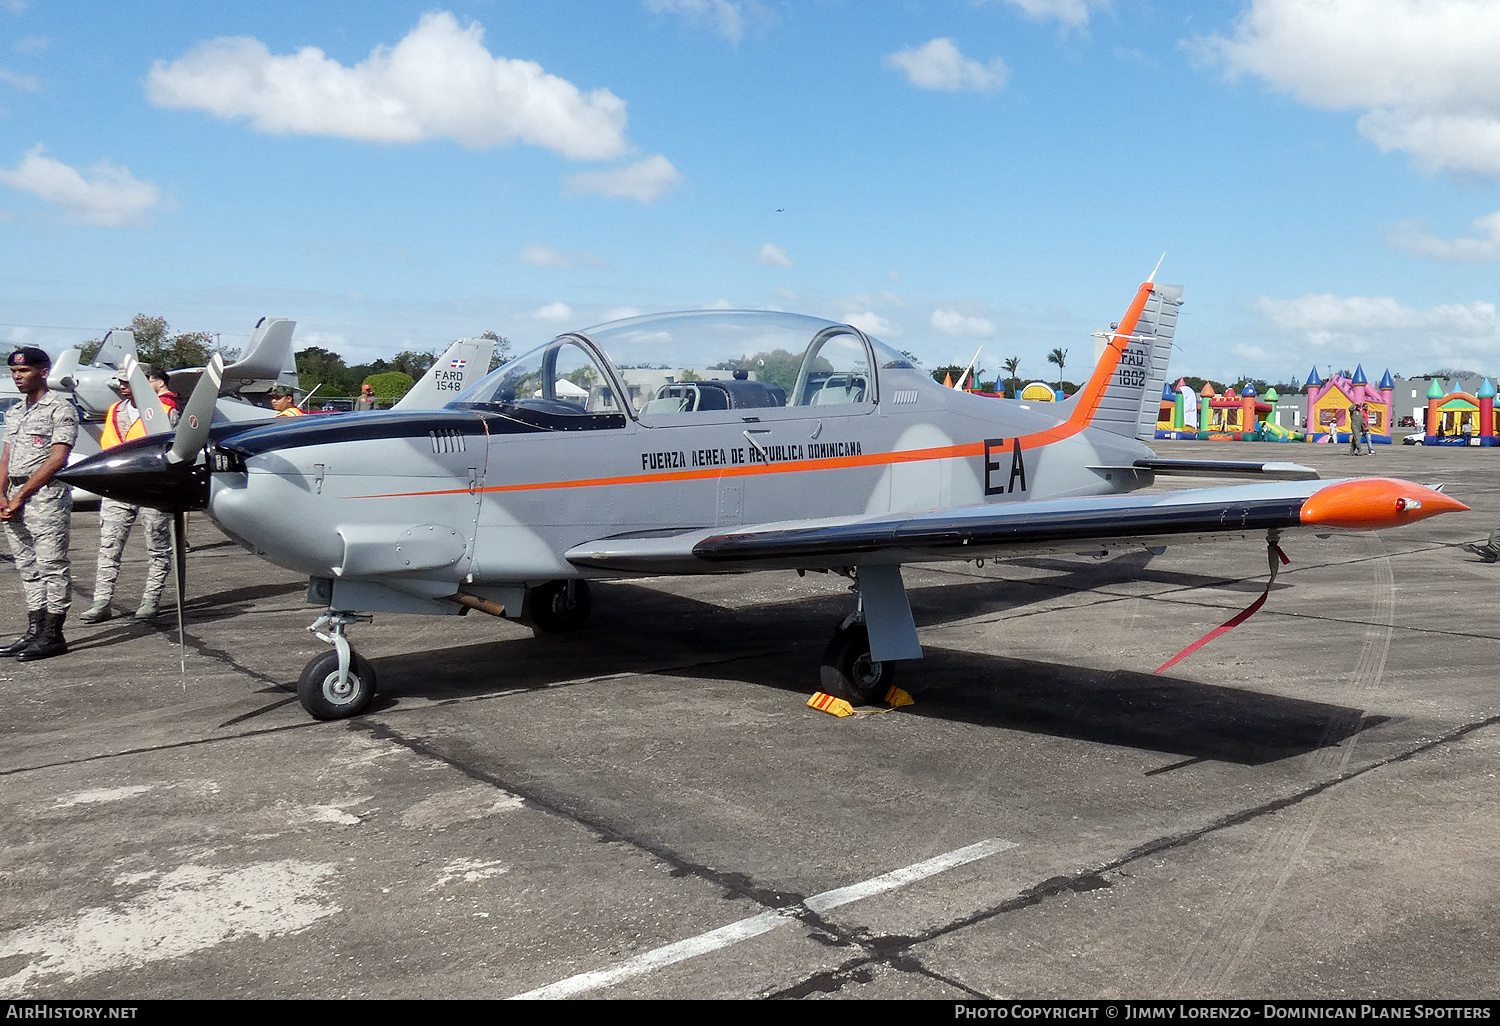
left=0, top=65, right=38, bottom=91
left=0, top=145, right=169, bottom=227
left=931, top=308, right=997, bottom=339
left=999, top=0, right=1111, bottom=28
left=563, top=154, right=682, bottom=204
left=646, top=0, right=747, bottom=43
left=603, top=306, right=643, bottom=321
left=145, top=12, right=628, bottom=160
left=846, top=311, right=899, bottom=337
left=520, top=243, right=572, bottom=268
left=753, top=242, right=792, bottom=268
left=1385, top=211, right=1500, bottom=263
left=532, top=301, right=574, bottom=323
left=884, top=39, right=1009, bottom=93
left=1254, top=292, right=1500, bottom=368
left=15, top=36, right=49, bottom=56
left=1193, top=0, right=1500, bottom=176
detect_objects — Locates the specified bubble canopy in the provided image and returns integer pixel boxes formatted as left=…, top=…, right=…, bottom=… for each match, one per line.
left=450, top=310, right=926, bottom=423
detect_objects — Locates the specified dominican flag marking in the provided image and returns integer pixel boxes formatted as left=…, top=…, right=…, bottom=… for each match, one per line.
left=449, top=358, right=467, bottom=370
left=188, top=415, right=198, bottom=429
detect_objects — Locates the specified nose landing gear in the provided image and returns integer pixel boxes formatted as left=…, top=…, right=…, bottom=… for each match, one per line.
left=299, top=612, right=377, bottom=719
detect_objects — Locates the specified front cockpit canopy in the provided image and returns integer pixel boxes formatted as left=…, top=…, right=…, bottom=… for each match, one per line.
left=450, top=310, right=929, bottom=423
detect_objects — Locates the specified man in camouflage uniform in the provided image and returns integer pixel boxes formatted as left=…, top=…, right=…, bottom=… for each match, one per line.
left=79, top=365, right=179, bottom=623
left=1, top=347, right=78, bottom=661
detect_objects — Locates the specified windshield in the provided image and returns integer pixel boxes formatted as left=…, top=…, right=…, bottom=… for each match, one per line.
left=453, top=310, right=928, bottom=418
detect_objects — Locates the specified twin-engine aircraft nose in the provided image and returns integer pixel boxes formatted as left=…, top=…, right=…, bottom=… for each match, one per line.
left=57, top=436, right=211, bottom=513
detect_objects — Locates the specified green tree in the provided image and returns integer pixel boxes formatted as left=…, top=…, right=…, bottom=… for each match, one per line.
left=296, top=346, right=359, bottom=396
left=1047, top=347, right=1068, bottom=387
left=391, top=350, right=437, bottom=379
left=481, top=331, right=513, bottom=373
left=930, top=365, right=967, bottom=386
left=714, top=349, right=810, bottom=394
left=364, top=370, right=414, bottom=399
left=1002, top=356, right=1021, bottom=397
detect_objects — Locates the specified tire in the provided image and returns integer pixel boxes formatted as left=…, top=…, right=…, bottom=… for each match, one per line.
left=529, top=579, right=592, bottom=633
left=819, top=623, right=895, bottom=706
left=297, top=649, right=377, bottom=720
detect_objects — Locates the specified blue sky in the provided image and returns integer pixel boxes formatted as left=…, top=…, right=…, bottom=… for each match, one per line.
left=3, top=0, right=1500, bottom=387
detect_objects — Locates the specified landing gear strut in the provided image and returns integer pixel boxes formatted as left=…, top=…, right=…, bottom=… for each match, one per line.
left=299, top=612, right=377, bottom=719
left=528, top=579, right=592, bottom=633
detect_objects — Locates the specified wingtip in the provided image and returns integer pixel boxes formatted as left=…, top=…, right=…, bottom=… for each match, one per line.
left=1300, top=478, right=1470, bottom=530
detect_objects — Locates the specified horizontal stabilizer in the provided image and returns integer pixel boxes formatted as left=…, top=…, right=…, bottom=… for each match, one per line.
left=1134, top=458, right=1319, bottom=481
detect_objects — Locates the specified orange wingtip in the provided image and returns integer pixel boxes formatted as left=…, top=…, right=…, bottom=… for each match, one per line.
left=1300, top=478, right=1470, bottom=530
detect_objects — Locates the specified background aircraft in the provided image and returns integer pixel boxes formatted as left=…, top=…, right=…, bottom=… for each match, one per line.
left=61, top=277, right=1468, bottom=720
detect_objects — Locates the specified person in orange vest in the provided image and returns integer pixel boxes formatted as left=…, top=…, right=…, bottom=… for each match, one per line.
left=79, top=368, right=179, bottom=623
left=270, top=387, right=304, bottom=417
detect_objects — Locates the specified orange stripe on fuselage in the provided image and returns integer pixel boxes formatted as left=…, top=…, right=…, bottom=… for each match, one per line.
left=1067, top=280, right=1156, bottom=430
left=344, top=283, right=1157, bottom=502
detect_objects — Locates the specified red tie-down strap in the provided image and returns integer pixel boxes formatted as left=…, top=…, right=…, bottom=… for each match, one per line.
left=1155, top=534, right=1290, bottom=675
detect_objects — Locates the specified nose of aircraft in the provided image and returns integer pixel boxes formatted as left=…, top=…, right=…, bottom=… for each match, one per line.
left=57, top=436, right=211, bottom=513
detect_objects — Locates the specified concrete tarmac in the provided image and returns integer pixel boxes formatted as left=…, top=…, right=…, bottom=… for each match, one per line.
left=0, top=439, right=1496, bottom=999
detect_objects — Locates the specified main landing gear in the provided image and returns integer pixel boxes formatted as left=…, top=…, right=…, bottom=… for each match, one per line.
left=299, top=612, right=377, bottom=720
left=817, top=564, right=920, bottom=706
left=820, top=617, right=896, bottom=706
left=527, top=579, right=592, bottom=633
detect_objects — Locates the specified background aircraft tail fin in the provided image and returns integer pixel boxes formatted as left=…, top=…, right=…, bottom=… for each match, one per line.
left=222, top=317, right=296, bottom=384
left=92, top=329, right=136, bottom=370
left=392, top=337, right=495, bottom=410
left=1065, top=281, right=1182, bottom=441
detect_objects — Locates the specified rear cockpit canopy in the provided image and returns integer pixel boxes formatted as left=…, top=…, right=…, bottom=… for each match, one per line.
left=450, top=310, right=934, bottom=424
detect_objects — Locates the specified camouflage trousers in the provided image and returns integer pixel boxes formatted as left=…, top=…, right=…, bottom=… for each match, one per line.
left=92, top=498, right=172, bottom=606
left=3, top=481, right=71, bottom=613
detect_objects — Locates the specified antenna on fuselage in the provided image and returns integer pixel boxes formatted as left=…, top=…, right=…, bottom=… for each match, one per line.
left=1148, top=253, right=1166, bottom=284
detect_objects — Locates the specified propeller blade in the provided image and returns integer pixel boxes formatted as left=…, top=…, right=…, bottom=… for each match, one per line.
left=122, top=355, right=173, bottom=437
left=171, top=510, right=187, bottom=675
left=168, top=352, right=224, bottom=466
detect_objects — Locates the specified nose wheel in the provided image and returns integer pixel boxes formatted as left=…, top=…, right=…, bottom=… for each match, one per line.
left=299, top=612, right=377, bottom=719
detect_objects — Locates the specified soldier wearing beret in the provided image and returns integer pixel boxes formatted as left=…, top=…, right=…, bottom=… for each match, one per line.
left=1, top=347, right=78, bottom=660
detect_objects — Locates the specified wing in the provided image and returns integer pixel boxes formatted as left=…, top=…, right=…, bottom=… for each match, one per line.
left=565, top=477, right=1466, bottom=575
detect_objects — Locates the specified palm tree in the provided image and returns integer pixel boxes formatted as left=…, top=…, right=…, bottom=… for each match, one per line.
left=1047, top=347, right=1068, bottom=389
left=1002, top=356, right=1021, bottom=398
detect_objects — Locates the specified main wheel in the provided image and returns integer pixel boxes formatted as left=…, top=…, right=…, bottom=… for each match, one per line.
left=297, top=649, right=377, bottom=720
left=528, top=579, right=592, bottom=633
left=820, top=623, right=895, bottom=706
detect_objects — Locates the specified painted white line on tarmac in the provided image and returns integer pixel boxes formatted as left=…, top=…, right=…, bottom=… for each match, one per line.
left=512, top=836, right=1017, bottom=1000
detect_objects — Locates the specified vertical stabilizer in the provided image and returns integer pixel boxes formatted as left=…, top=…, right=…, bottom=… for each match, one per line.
left=222, top=317, right=296, bottom=385
left=92, top=329, right=136, bottom=370
left=1067, top=282, right=1182, bottom=441
left=392, top=337, right=496, bottom=411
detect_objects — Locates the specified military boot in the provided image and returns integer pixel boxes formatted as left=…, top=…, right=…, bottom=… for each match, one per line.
left=79, top=597, right=114, bottom=623
left=16, top=612, right=67, bottom=662
left=0, top=609, right=44, bottom=657
left=134, top=597, right=161, bottom=620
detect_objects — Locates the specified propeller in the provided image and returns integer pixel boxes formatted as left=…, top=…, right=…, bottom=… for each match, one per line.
left=168, top=352, right=224, bottom=466
left=161, top=352, right=223, bottom=667
left=120, top=355, right=173, bottom=437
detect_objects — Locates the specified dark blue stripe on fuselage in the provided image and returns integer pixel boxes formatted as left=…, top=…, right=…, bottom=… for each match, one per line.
left=214, top=410, right=536, bottom=458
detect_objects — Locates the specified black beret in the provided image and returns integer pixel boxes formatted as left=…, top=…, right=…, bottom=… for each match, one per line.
left=7, top=347, right=50, bottom=368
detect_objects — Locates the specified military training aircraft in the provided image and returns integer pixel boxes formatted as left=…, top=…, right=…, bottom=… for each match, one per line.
left=60, top=275, right=1469, bottom=720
